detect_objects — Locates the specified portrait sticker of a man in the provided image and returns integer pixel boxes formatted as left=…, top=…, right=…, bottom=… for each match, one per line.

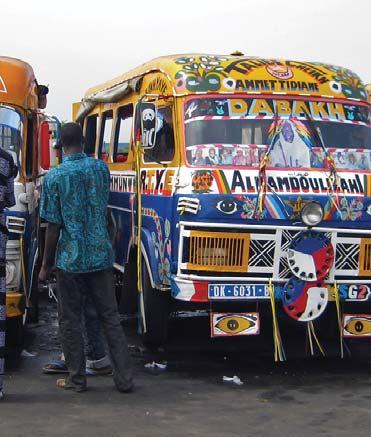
left=269, top=120, right=311, bottom=168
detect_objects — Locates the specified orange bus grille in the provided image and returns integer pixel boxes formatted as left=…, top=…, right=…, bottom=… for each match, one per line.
left=187, top=231, right=250, bottom=272
left=359, top=239, right=371, bottom=276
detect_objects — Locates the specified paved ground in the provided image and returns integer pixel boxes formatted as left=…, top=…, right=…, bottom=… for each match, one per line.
left=2, top=297, right=371, bottom=437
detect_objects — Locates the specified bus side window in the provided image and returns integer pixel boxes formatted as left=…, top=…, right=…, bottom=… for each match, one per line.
left=144, top=106, right=175, bottom=163
left=113, top=104, right=133, bottom=163
left=84, top=114, right=98, bottom=156
left=98, top=110, right=113, bottom=161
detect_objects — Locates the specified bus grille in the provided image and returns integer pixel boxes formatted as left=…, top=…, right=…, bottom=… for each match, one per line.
left=179, top=224, right=371, bottom=281
left=187, top=231, right=250, bottom=272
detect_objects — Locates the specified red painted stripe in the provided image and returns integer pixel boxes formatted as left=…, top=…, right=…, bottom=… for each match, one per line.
left=191, top=281, right=209, bottom=302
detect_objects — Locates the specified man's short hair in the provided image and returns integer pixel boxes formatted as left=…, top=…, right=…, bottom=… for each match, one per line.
left=61, top=122, right=83, bottom=147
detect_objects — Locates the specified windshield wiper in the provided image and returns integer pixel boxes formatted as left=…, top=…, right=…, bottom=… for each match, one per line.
left=305, top=115, right=339, bottom=185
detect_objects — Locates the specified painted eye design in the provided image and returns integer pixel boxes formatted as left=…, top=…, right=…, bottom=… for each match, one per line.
left=223, top=77, right=236, bottom=91
left=216, top=199, right=238, bottom=214
left=215, top=315, right=256, bottom=335
left=329, top=81, right=342, bottom=94
left=344, top=317, right=371, bottom=336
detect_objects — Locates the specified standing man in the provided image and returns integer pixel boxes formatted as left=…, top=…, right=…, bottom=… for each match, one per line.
left=0, top=149, right=17, bottom=400
left=39, top=122, right=133, bottom=393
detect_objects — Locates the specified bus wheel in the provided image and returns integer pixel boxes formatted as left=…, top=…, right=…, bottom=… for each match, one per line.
left=5, top=315, right=24, bottom=366
left=6, top=315, right=24, bottom=348
left=141, top=259, right=170, bottom=350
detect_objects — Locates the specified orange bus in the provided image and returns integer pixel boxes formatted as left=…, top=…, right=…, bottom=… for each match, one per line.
left=0, top=56, right=59, bottom=347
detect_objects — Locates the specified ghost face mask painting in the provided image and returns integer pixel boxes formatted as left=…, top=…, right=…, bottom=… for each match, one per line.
left=269, top=120, right=311, bottom=168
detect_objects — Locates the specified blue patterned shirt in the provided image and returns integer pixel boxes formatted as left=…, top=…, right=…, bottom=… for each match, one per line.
left=40, top=153, right=113, bottom=273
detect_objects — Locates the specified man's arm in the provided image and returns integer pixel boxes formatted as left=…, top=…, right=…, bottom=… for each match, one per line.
left=39, top=171, right=63, bottom=282
left=39, top=222, right=61, bottom=282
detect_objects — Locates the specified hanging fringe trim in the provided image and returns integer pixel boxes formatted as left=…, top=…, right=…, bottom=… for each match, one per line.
left=268, top=280, right=286, bottom=362
left=307, top=321, right=325, bottom=357
left=333, top=281, right=345, bottom=359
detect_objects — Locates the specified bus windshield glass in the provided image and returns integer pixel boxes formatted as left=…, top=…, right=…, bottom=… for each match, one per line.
left=184, top=97, right=370, bottom=170
left=0, top=105, right=23, bottom=163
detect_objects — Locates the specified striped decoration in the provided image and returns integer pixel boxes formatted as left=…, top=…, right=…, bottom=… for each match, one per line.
left=185, top=115, right=368, bottom=126
left=264, top=194, right=287, bottom=219
left=213, top=169, right=231, bottom=194
left=364, top=175, right=371, bottom=197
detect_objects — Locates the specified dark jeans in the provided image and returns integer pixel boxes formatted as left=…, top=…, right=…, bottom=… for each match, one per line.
left=83, top=293, right=106, bottom=362
left=56, top=268, right=133, bottom=391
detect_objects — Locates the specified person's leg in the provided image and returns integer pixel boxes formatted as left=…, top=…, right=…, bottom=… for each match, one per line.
left=0, top=224, right=7, bottom=398
left=0, top=277, right=5, bottom=399
left=86, top=269, right=133, bottom=392
left=43, top=294, right=110, bottom=375
left=56, top=269, right=86, bottom=390
left=82, top=293, right=110, bottom=369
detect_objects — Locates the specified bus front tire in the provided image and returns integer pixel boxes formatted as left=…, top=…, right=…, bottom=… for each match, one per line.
left=6, top=315, right=24, bottom=348
left=141, top=260, right=170, bottom=350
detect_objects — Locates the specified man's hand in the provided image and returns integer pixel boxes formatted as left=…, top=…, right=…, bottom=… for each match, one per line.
left=39, top=264, right=53, bottom=283
left=39, top=222, right=61, bottom=283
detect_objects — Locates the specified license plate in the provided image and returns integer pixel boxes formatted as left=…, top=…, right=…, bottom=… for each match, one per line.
left=208, top=283, right=269, bottom=300
left=342, top=284, right=371, bottom=301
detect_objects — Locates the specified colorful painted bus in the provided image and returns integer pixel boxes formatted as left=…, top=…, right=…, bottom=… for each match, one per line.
left=73, top=54, right=370, bottom=358
left=0, top=56, right=59, bottom=347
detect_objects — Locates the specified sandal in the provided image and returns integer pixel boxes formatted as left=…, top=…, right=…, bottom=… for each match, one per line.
left=43, top=360, right=68, bottom=374
left=56, top=378, right=87, bottom=393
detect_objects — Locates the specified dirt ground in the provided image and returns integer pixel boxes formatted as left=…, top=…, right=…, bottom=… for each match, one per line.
left=2, top=296, right=371, bottom=437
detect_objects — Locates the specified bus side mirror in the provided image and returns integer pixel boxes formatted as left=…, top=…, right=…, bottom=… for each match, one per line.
left=40, top=119, right=61, bottom=171
left=135, top=102, right=157, bottom=149
left=40, top=121, right=51, bottom=170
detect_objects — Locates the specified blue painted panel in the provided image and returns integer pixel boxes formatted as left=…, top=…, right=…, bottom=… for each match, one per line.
left=170, top=192, right=371, bottom=230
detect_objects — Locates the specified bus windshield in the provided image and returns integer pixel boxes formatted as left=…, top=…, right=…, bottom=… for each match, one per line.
left=0, top=105, right=23, bottom=163
left=184, top=98, right=370, bottom=170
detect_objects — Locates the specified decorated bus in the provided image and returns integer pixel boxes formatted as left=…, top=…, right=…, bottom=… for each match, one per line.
left=0, top=56, right=60, bottom=347
left=73, top=53, right=370, bottom=359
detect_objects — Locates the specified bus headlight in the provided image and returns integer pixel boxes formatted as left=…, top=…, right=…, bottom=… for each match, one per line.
left=6, top=261, right=16, bottom=286
left=5, top=240, right=21, bottom=290
left=301, top=202, right=324, bottom=227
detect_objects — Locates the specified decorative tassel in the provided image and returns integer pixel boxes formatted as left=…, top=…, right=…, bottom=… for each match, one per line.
left=333, top=281, right=344, bottom=359
left=268, top=280, right=286, bottom=362
left=307, top=321, right=325, bottom=357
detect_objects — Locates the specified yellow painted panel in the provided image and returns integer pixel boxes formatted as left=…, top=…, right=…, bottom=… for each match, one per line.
left=6, top=292, right=24, bottom=318
left=80, top=54, right=368, bottom=102
left=359, top=238, right=371, bottom=276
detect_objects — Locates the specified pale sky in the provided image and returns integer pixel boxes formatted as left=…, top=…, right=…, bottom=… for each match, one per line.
left=2, top=0, right=370, bottom=120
